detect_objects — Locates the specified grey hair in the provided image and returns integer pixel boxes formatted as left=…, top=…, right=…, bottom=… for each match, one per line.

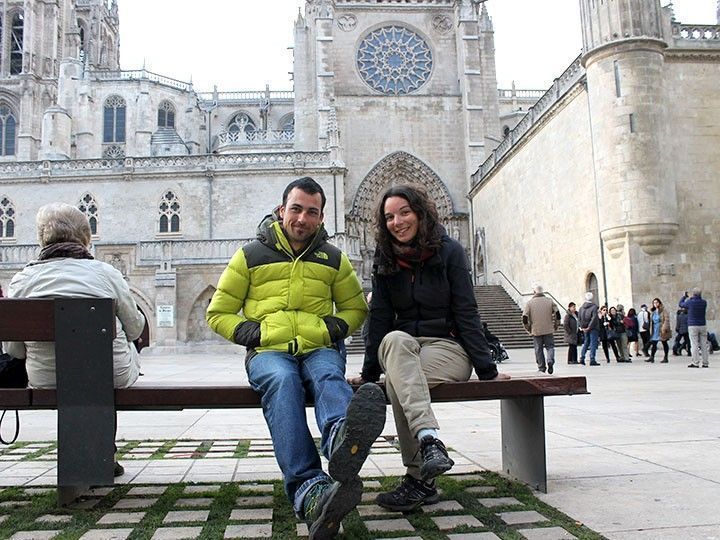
left=36, top=203, right=91, bottom=248
left=532, top=283, right=544, bottom=293
left=585, top=292, right=594, bottom=301
left=692, top=287, right=702, bottom=296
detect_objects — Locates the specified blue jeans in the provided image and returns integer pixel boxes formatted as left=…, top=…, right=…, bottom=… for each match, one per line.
left=247, top=347, right=353, bottom=514
left=580, top=329, right=599, bottom=362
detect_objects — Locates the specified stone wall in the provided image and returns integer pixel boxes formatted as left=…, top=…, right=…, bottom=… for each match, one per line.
left=470, top=56, right=720, bottom=329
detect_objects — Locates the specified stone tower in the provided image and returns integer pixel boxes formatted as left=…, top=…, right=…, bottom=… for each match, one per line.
left=39, top=0, right=121, bottom=160
left=579, top=0, right=678, bottom=303
left=292, top=0, right=502, bottom=277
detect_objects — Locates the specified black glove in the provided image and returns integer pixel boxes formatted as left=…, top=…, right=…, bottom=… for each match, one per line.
left=323, top=315, right=349, bottom=343
left=233, top=321, right=261, bottom=348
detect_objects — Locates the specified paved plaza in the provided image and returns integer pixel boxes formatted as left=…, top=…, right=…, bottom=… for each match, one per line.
left=1, top=347, right=719, bottom=539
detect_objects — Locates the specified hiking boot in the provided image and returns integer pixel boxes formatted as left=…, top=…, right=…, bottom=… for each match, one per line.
left=304, top=478, right=362, bottom=540
left=419, top=436, right=454, bottom=481
left=376, top=474, right=440, bottom=512
left=328, top=383, right=386, bottom=483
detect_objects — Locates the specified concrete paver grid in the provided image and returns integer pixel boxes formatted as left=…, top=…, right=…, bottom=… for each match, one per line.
left=5, top=347, right=720, bottom=539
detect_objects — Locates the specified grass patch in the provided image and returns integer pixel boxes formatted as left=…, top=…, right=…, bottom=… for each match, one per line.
left=0, top=473, right=607, bottom=539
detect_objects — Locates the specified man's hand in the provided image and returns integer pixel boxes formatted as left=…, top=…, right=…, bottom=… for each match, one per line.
left=493, top=372, right=511, bottom=381
left=323, top=315, right=349, bottom=343
left=233, top=321, right=261, bottom=348
left=347, top=375, right=366, bottom=385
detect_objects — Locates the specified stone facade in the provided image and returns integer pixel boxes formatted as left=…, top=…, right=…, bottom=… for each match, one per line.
left=0, top=0, right=517, bottom=347
left=470, top=0, right=720, bottom=328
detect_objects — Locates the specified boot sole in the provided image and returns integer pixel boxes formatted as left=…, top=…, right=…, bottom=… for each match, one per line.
left=329, top=383, right=386, bottom=483
left=376, top=491, right=441, bottom=513
left=309, top=478, right=362, bottom=540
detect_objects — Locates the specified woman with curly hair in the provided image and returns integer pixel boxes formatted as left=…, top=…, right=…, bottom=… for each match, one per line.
left=350, top=184, right=508, bottom=512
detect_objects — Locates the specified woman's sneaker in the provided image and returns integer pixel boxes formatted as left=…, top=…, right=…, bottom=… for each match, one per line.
left=376, top=474, right=440, bottom=512
left=419, top=436, right=454, bottom=481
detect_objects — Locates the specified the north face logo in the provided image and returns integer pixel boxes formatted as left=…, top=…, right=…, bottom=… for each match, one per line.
left=313, top=251, right=329, bottom=260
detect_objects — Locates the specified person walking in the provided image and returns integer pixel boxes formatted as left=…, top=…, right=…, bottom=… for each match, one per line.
left=351, top=184, right=508, bottom=512
left=578, top=292, right=600, bottom=366
left=522, top=283, right=560, bottom=374
left=680, top=288, right=709, bottom=368
left=206, top=177, right=385, bottom=538
left=563, top=302, right=580, bottom=365
left=647, top=297, right=671, bottom=363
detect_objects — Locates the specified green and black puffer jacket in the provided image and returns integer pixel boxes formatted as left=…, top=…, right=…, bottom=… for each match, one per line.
left=206, top=212, right=367, bottom=357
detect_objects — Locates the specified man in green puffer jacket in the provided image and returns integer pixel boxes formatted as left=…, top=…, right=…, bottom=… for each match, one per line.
left=207, top=177, right=386, bottom=539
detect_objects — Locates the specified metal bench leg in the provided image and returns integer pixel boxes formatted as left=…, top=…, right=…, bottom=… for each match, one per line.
left=501, top=396, right=547, bottom=493
left=55, top=299, right=116, bottom=507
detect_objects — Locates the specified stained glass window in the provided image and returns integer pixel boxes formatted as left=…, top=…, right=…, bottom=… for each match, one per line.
left=357, top=26, right=432, bottom=95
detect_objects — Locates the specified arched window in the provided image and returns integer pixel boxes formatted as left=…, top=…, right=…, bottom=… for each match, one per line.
left=227, top=113, right=256, bottom=136
left=0, top=105, right=16, bottom=156
left=78, top=20, right=87, bottom=63
left=0, top=197, right=16, bottom=238
left=10, top=12, right=24, bottom=75
left=158, top=190, right=180, bottom=233
left=586, top=273, right=599, bottom=305
left=502, top=125, right=511, bottom=138
left=157, top=100, right=176, bottom=128
left=78, top=193, right=99, bottom=236
left=103, top=95, right=126, bottom=143
left=279, top=113, right=294, bottom=133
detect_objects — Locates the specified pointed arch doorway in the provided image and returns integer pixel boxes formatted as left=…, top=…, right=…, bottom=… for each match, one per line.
left=346, top=151, right=467, bottom=283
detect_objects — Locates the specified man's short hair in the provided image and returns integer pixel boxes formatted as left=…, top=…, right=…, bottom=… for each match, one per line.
left=585, top=292, right=593, bottom=301
left=282, top=177, right=326, bottom=211
left=568, top=302, right=576, bottom=309
left=692, top=287, right=702, bottom=296
left=532, top=283, right=543, bottom=293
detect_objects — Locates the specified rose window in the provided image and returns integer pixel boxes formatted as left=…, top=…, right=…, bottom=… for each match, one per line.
left=357, top=26, right=432, bottom=95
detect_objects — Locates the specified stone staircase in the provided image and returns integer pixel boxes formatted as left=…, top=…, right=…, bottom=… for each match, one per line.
left=344, top=284, right=565, bottom=354
left=474, top=285, right=533, bottom=349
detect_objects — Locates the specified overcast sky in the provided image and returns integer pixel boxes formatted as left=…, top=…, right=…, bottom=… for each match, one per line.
left=117, top=1, right=717, bottom=93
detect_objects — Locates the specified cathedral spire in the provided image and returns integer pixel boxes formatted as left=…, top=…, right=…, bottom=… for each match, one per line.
left=479, top=2, right=493, bottom=32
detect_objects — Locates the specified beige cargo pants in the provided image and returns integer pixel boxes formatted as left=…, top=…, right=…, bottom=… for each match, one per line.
left=378, top=330, right=472, bottom=479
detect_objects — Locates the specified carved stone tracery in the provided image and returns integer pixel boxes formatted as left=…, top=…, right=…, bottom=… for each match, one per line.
left=346, top=151, right=465, bottom=281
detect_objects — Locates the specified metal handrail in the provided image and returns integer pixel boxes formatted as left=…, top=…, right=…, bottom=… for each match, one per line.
left=492, top=270, right=568, bottom=315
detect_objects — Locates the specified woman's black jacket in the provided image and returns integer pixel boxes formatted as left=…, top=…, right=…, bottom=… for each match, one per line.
left=361, top=234, right=498, bottom=382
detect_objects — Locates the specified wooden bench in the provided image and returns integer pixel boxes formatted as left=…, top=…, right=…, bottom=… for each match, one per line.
left=0, top=298, right=589, bottom=506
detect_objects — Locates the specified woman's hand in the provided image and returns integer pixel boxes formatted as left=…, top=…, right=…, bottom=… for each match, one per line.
left=493, top=372, right=511, bottom=380
left=347, top=375, right=366, bottom=385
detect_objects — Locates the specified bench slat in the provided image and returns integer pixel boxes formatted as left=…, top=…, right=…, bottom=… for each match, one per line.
left=0, top=388, right=32, bottom=407
left=0, top=299, right=56, bottom=341
left=24, top=377, right=588, bottom=410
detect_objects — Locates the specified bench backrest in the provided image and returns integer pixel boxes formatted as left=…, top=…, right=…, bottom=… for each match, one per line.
left=0, top=297, right=118, bottom=485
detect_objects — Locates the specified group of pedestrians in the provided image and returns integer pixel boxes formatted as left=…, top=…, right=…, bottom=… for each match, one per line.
left=561, top=290, right=711, bottom=369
